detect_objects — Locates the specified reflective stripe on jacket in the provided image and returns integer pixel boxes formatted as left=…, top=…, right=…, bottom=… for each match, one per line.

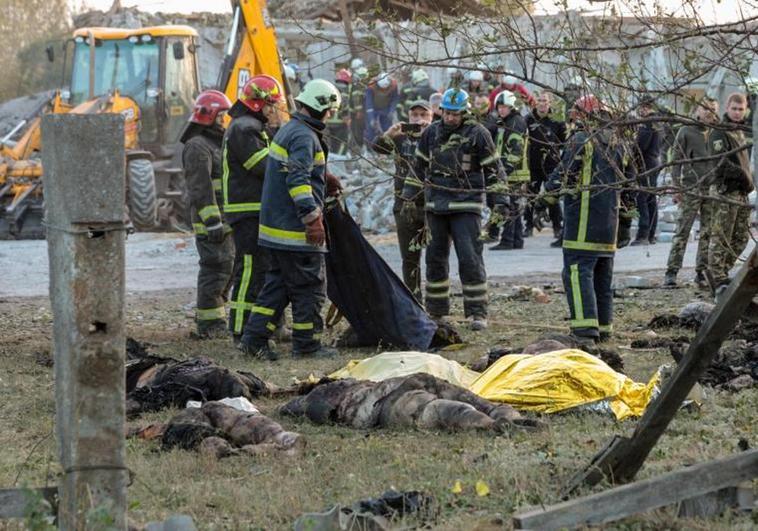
left=259, top=113, right=328, bottom=253
left=182, top=126, right=227, bottom=233
left=222, top=114, right=270, bottom=223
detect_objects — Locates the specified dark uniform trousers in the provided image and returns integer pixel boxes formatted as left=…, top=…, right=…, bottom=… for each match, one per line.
left=425, top=212, right=487, bottom=318
left=394, top=207, right=425, bottom=299
left=229, top=217, right=271, bottom=336
left=194, top=233, right=234, bottom=328
left=562, top=252, right=614, bottom=339
left=242, top=250, right=326, bottom=354
left=498, top=198, right=524, bottom=248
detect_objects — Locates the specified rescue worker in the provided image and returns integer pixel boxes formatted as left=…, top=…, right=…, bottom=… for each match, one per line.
left=486, top=90, right=529, bottom=251
left=524, top=91, right=567, bottom=240
left=401, top=88, right=506, bottom=331
left=631, top=96, right=662, bottom=245
left=430, top=92, right=443, bottom=122
left=488, top=74, right=536, bottom=111
left=373, top=100, right=434, bottom=299
left=240, top=79, right=344, bottom=360
left=223, top=75, right=283, bottom=342
left=545, top=95, right=621, bottom=342
left=398, top=69, right=436, bottom=121
left=364, top=72, right=399, bottom=145
left=708, top=92, right=754, bottom=297
left=181, top=90, right=234, bottom=338
left=325, top=68, right=352, bottom=155
left=465, top=70, right=490, bottom=97
left=472, top=94, right=492, bottom=121
left=664, top=98, right=719, bottom=288
left=350, top=66, right=369, bottom=152
left=447, top=68, right=464, bottom=89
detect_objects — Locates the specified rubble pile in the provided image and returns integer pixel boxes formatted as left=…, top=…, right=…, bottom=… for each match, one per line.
left=330, top=156, right=397, bottom=233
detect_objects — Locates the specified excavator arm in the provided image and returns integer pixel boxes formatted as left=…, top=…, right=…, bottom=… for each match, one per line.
left=217, top=0, right=290, bottom=106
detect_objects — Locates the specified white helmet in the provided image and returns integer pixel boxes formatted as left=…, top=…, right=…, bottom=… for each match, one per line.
left=295, top=79, right=342, bottom=112
left=501, top=74, right=518, bottom=86
left=411, top=69, right=429, bottom=85
left=283, top=65, right=296, bottom=81
left=350, top=58, right=365, bottom=70
left=494, top=90, right=516, bottom=108
left=354, top=66, right=369, bottom=80
left=467, top=70, right=484, bottom=82
left=376, top=72, right=391, bottom=89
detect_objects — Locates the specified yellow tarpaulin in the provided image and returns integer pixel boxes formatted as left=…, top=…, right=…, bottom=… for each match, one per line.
left=329, top=351, right=480, bottom=388
left=468, top=349, right=660, bottom=421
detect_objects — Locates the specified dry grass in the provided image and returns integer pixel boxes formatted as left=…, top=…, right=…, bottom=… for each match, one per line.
left=0, top=279, right=756, bottom=529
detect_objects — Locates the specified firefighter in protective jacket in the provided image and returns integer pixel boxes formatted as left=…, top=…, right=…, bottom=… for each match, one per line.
left=223, top=75, right=283, bottom=341
left=545, top=95, right=621, bottom=342
left=240, top=79, right=344, bottom=360
left=181, top=90, right=234, bottom=338
left=401, top=87, right=506, bottom=331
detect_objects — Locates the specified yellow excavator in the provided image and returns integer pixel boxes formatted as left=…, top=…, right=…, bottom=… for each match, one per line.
left=0, top=0, right=287, bottom=239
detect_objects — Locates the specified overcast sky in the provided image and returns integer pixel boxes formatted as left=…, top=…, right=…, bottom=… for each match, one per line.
left=74, top=0, right=758, bottom=24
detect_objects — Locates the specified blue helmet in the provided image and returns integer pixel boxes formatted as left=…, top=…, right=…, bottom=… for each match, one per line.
left=440, top=88, right=469, bottom=111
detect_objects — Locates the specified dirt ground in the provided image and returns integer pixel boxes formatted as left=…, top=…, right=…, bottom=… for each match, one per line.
left=0, top=276, right=756, bottom=530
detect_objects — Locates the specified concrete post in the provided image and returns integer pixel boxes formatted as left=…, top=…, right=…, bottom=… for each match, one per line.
left=41, top=114, right=127, bottom=530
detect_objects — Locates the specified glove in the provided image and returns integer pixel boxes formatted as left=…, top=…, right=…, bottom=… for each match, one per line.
left=325, top=171, right=343, bottom=197
left=305, top=215, right=326, bottom=246
left=205, top=222, right=225, bottom=244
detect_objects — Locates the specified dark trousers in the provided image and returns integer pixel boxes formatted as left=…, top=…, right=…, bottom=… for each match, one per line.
left=242, top=249, right=326, bottom=354
left=487, top=197, right=524, bottom=248
left=524, top=179, right=562, bottom=235
left=426, top=212, right=487, bottom=318
left=194, top=233, right=234, bottom=330
left=636, top=173, right=659, bottom=241
left=229, top=217, right=270, bottom=336
left=326, top=123, right=349, bottom=155
left=562, top=252, right=614, bottom=339
left=394, top=209, right=425, bottom=299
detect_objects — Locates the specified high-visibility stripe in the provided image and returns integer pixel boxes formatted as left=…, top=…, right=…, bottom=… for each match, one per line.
left=193, top=223, right=207, bottom=235
left=222, top=142, right=231, bottom=208
left=598, top=324, right=613, bottom=332
left=269, top=142, right=288, bottom=161
left=223, top=202, right=261, bottom=213
left=259, top=224, right=306, bottom=242
left=481, top=154, right=500, bottom=166
left=462, top=283, right=487, bottom=292
left=571, top=318, right=600, bottom=328
left=196, top=306, right=226, bottom=321
left=404, top=177, right=424, bottom=188
left=463, top=294, right=488, bottom=302
left=577, top=141, right=594, bottom=244
left=212, top=179, right=222, bottom=191
left=562, top=240, right=617, bottom=252
left=569, top=263, right=584, bottom=322
left=198, top=204, right=221, bottom=222
left=426, top=292, right=450, bottom=299
left=292, top=322, right=314, bottom=330
left=448, top=202, right=483, bottom=210
left=233, top=254, right=254, bottom=333
left=415, top=148, right=430, bottom=162
left=426, top=279, right=450, bottom=288
left=314, top=151, right=326, bottom=165
left=243, top=147, right=269, bottom=170
left=289, top=184, right=313, bottom=201
left=229, top=301, right=254, bottom=311
left=266, top=322, right=277, bottom=332
left=251, top=305, right=275, bottom=316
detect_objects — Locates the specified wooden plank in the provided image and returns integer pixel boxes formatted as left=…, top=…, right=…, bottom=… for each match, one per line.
left=565, top=247, right=758, bottom=493
left=0, top=487, right=58, bottom=519
left=514, top=449, right=758, bottom=530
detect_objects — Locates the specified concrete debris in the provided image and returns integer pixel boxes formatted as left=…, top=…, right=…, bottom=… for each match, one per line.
left=649, top=301, right=715, bottom=330
left=330, top=156, right=397, bottom=233
left=670, top=339, right=757, bottom=390
left=504, top=285, right=551, bottom=303
left=612, top=276, right=654, bottom=289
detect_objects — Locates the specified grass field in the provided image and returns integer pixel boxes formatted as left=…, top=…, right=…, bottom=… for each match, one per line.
left=0, top=279, right=755, bottom=529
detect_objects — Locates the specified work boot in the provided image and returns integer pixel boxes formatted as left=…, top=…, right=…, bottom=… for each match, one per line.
left=490, top=243, right=514, bottom=251
left=598, top=332, right=612, bottom=343
left=663, top=270, right=677, bottom=287
left=617, top=237, right=631, bottom=249
left=192, top=320, right=228, bottom=340
left=549, top=237, right=563, bottom=248
left=523, top=228, right=533, bottom=238
left=629, top=239, right=648, bottom=246
left=470, top=316, right=488, bottom=331
left=695, top=271, right=708, bottom=290
left=293, top=345, right=338, bottom=358
left=648, top=236, right=657, bottom=245
left=238, top=340, right=281, bottom=361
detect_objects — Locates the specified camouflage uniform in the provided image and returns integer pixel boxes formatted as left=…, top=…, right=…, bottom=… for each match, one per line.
left=707, top=115, right=754, bottom=287
left=665, top=123, right=715, bottom=276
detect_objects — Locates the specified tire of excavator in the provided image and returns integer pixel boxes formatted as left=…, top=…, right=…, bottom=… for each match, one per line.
left=127, top=158, right=158, bottom=230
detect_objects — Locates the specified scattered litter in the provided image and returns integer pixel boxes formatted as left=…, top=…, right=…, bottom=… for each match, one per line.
left=294, top=489, right=436, bottom=531
left=186, top=396, right=259, bottom=413
left=451, top=481, right=463, bottom=494
left=504, top=285, right=551, bottom=303
left=670, top=340, right=757, bottom=390
left=475, top=480, right=491, bottom=497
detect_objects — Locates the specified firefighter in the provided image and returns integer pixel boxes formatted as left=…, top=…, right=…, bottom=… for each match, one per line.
left=398, top=68, right=436, bottom=121
left=373, top=99, right=434, bottom=299
left=181, top=90, right=234, bottom=339
left=401, top=88, right=506, bottom=331
left=350, top=66, right=369, bottom=153
left=465, top=70, right=491, bottom=97
left=326, top=68, right=352, bottom=155
left=364, top=72, right=399, bottom=145
left=430, top=92, right=443, bottom=122
left=240, top=79, right=343, bottom=360
left=486, top=90, right=530, bottom=251
left=223, top=75, right=283, bottom=343
left=545, top=95, right=621, bottom=342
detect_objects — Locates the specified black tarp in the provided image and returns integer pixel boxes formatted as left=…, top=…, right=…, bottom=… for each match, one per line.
left=324, top=201, right=439, bottom=350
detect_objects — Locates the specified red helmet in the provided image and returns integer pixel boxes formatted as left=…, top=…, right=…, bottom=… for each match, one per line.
left=336, top=68, right=352, bottom=84
left=189, top=90, right=232, bottom=126
left=574, top=94, right=603, bottom=114
left=239, top=75, right=283, bottom=112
